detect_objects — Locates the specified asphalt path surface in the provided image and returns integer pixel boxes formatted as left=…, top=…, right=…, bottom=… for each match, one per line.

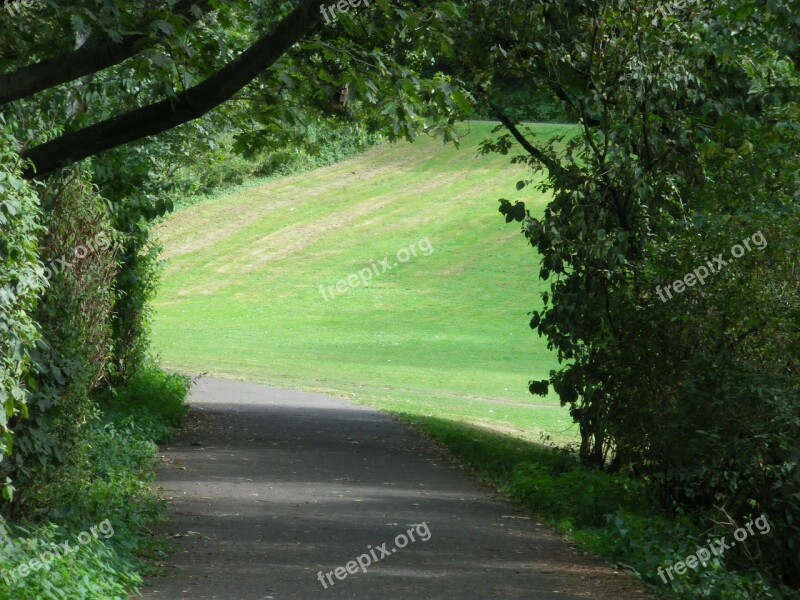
left=140, top=377, right=650, bottom=600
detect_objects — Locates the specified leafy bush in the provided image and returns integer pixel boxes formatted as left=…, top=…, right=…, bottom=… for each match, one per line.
left=8, top=169, right=117, bottom=494
left=101, top=362, right=189, bottom=434
left=0, top=363, right=188, bottom=599
left=471, top=79, right=567, bottom=123
left=168, top=120, right=381, bottom=209
left=0, top=521, right=140, bottom=600
left=0, top=125, right=45, bottom=501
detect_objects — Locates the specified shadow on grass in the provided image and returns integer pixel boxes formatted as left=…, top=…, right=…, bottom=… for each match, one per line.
left=393, top=414, right=795, bottom=600
left=393, top=413, right=652, bottom=527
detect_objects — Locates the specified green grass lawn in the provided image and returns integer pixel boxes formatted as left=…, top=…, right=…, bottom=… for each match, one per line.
left=152, top=121, right=578, bottom=444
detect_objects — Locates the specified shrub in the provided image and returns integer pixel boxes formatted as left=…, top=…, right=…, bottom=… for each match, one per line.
left=0, top=128, right=45, bottom=501
left=0, top=363, right=188, bottom=599
left=8, top=169, right=117, bottom=495
left=101, top=362, right=190, bottom=435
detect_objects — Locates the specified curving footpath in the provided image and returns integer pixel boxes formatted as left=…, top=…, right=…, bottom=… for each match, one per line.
left=140, top=377, right=651, bottom=600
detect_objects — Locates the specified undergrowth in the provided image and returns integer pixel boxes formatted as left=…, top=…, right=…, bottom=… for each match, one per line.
left=402, top=415, right=799, bottom=600
left=0, top=364, right=188, bottom=599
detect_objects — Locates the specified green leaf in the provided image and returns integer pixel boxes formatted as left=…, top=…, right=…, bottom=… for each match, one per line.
left=2, top=483, right=14, bottom=502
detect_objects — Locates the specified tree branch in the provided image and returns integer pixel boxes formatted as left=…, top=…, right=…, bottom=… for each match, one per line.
left=0, top=0, right=212, bottom=107
left=490, top=103, right=565, bottom=178
left=23, top=0, right=322, bottom=179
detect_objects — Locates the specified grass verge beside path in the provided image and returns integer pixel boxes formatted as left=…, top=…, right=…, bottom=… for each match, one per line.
left=405, top=416, right=797, bottom=600
left=0, top=365, right=188, bottom=599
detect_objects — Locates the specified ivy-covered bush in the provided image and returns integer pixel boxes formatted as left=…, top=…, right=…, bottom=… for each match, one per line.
left=8, top=168, right=118, bottom=496
left=0, top=124, right=45, bottom=503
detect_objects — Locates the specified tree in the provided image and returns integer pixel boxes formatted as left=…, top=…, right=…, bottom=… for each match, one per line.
left=453, top=0, right=799, bottom=587
left=18, top=0, right=322, bottom=177
left=1, top=0, right=467, bottom=180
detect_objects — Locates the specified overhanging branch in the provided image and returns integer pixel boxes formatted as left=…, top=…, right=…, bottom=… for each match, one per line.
left=491, top=103, right=565, bottom=178
left=0, top=0, right=212, bottom=107
left=23, top=0, right=322, bottom=179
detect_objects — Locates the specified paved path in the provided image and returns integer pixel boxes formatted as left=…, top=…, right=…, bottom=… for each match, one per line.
left=141, top=377, right=649, bottom=600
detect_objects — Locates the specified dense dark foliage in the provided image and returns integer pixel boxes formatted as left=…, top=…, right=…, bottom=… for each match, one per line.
left=468, top=0, right=799, bottom=590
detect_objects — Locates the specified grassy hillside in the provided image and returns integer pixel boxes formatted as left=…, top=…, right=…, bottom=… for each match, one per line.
left=152, top=121, right=578, bottom=443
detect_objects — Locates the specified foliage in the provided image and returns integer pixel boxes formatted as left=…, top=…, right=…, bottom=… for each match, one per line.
left=171, top=120, right=381, bottom=201
left=0, top=362, right=187, bottom=599
left=7, top=168, right=117, bottom=498
left=469, top=80, right=566, bottom=123
left=409, top=416, right=799, bottom=599
left=0, top=521, right=140, bottom=600
left=468, top=0, right=800, bottom=589
left=90, top=143, right=172, bottom=384
left=0, top=124, right=45, bottom=502
left=100, top=361, right=189, bottom=433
